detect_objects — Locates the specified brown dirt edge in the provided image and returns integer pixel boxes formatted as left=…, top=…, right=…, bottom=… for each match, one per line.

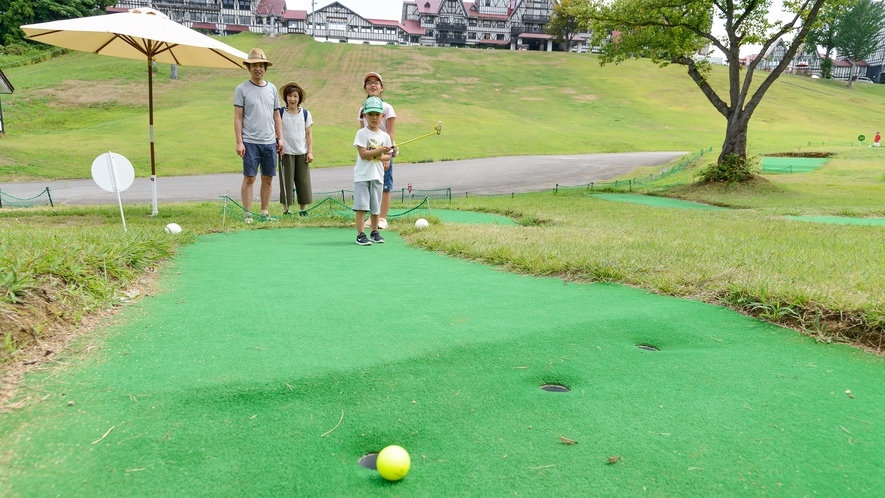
left=0, top=277, right=158, bottom=412
left=765, top=151, right=834, bottom=158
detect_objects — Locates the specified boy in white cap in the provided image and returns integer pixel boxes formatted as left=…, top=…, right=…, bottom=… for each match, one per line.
left=234, top=48, right=283, bottom=222
left=353, top=96, right=392, bottom=246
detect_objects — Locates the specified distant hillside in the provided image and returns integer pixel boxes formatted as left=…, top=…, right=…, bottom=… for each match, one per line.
left=2, top=32, right=885, bottom=181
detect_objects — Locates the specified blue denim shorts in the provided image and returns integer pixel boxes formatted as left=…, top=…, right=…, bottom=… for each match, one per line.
left=243, top=142, right=277, bottom=177
left=383, top=159, right=393, bottom=192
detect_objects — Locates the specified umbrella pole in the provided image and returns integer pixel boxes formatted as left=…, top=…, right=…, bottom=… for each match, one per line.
left=148, top=58, right=158, bottom=216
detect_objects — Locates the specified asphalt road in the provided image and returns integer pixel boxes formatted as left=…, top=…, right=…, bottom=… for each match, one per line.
left=0, top=152, right=686, bottom=206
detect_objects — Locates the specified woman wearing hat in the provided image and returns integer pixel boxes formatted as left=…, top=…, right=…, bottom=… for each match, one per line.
left=278, top=81, right=314, bottom=215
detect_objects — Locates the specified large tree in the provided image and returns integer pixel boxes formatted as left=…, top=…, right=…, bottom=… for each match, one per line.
left=547, top=0, right=586, bottom=53
left=834, top=0, right=885, bottom=87
left=581, top=0, right=834, bottom=166
left=805, top=3, right=850, bottom=78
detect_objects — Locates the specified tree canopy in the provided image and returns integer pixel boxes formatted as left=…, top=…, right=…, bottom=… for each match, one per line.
left=834, top=0, right=885, bottom=86
left=0, top=0, right=117, bottom=47
left=546, top=0, right=586, bottom=53
left=580, top=0, right=835, bottom=168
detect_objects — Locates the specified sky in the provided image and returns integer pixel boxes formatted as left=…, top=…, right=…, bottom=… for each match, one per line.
left=286, top=0, right=402, bottom=20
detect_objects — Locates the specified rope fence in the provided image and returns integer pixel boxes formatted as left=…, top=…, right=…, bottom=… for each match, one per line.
left=0, top=188, right=53, bottom=208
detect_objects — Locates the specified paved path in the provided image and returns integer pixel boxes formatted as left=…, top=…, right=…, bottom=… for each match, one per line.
left=0, top=152, right=686, bottom=206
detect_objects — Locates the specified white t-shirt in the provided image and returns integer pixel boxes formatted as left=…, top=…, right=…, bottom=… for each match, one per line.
left=353, top=127, right=391, bottom=183
left=357, top=101, right=396, bottom=133
left=281, top=107, right=313, bottom=155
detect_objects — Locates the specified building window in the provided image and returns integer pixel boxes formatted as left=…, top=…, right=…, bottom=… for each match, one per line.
left=468, top=32, right=476, bottom=39
left=496, top=33, right=504, bottom=40
left=469, top=19, right=477, bottom=26
left=497, top=22, right=505, bottom=28
left=482, top=21, right=491, bottom=27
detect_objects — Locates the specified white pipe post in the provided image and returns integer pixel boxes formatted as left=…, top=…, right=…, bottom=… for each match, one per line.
left=106, top=152, right=128, bottom=232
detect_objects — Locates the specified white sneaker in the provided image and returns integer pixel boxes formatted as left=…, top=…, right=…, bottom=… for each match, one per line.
left=378, top=218, right=388, bottom=230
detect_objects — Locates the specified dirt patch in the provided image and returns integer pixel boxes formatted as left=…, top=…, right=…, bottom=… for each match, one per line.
left=0, top=278, right=154, bottom=411
left=520, top=97, right=546, bottom=101
left=573, top=94, right=598, bottom=101
left=766, top=152, right=833, bottom=158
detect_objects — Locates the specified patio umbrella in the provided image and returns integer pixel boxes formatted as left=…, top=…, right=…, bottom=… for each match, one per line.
left=22, top=8, right=248, bottom=215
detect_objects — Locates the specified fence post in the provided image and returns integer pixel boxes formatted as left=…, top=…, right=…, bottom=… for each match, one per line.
left=629, top=180, right=632, bottom=192
left=447, top=188, right=451, bottom=202
left=0, top=189, right=3, bottom=208
left=45, top=187, right=53, bottom=207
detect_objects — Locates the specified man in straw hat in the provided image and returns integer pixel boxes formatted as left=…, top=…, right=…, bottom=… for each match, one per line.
left=234, top=47, right=283, bottom=222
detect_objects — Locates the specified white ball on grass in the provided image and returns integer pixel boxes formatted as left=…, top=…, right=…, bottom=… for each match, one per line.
left=415, top=218, right=429, bottom=229
left=164, top=223, right=182, bottom=234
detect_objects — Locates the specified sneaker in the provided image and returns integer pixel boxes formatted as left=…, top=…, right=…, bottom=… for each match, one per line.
left=356, top=232, right=372, bottom=246
left=299, top=210, right=308, bottom=217
left=258, top=214, right=279, bottom=223
left=378, top=218, right=388, bottom=230
left=370, top=230, right=385, bottom=244
left=283, top=211, right=291, bottom=216
left=244, top=213, right=254, bottom=224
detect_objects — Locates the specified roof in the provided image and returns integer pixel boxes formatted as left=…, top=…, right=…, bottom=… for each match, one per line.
left=255, top=0, right=285, bottom=16
left=106, top=7, right=128, bottom=13
left=284, top=10, right=307, bottom=20
left=518, top=32, right=552, bottom=40
left=401, top=19, right=425, bottom=35
left=833, top=59, right=869, bottom=67
left=191, top=22, right=218, bottom=30
left=415, top=0, right=444, bottom=14
left=367, top=18, right=402, bottom=27
left=225, top=25, right=250, bottom=32
left=476, top=39, right=510, bottom=45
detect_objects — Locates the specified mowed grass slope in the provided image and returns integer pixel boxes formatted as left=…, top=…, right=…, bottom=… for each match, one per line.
left=3, top=32, right=885, bottom=180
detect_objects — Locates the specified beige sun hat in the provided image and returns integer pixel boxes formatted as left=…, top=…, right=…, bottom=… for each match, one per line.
left=278, top=81, right=306, bottom=104
left=363, top=72, right=383, bottom=86
left=244, top=48, right=272, bottom=67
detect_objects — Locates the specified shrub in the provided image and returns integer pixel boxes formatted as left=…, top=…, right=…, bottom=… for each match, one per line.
left=696, top=154, right=759, bottom=183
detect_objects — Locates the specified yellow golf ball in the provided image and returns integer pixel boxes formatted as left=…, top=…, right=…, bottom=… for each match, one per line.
left=376, top=445, right=410, bottom=481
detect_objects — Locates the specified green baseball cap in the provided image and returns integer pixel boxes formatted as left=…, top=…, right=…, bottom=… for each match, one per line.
left=363, top=96, right=384, bottom=114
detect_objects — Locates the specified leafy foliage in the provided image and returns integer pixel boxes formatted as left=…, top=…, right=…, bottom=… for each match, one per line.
left=580, top=0, right=834, bottom=163
left=834, top=0, right=885, bottom=85
left=546, top=0, right=587, bottom=53
left=696, top=154, right=759, bottom=183
left=0, top=0, right=117, bottom=46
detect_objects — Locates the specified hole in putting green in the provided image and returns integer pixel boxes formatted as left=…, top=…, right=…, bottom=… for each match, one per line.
left=636, top=344, right=659, bottom=351
left=540, top=384, right=570, bottom=393
left=359, top=452, right=378, bottom=470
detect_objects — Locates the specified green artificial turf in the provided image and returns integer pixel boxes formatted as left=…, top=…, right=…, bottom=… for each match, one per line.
left=761, top=157, right=828, bottom=174
left=2, top=228, right=884, bottom=496
left=785, top=215, right=885, bottom=226
left=393, top=209, right=518, bottom=225
left=591, top=193, right=728, bottom=210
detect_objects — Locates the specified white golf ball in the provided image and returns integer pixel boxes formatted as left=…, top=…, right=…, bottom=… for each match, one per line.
left=164, top=223, right=182, bottom=234
left=415, top=218, right=429, bottom=229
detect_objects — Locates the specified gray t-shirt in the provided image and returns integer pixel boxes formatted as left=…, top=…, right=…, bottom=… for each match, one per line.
left=234, top=80, right=279, bottom=145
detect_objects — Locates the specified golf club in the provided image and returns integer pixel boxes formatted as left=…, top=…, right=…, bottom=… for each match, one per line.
left=394, top=121, right=442, bottom=148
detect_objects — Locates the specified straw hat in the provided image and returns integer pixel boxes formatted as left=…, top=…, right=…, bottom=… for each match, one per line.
left=278, top=81, right=306, bottom=104
left=244, top=48, right=272, bottom=66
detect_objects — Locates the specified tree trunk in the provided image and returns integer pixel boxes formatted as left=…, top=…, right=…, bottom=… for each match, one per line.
left=718, top=111, right=750, bottom=163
